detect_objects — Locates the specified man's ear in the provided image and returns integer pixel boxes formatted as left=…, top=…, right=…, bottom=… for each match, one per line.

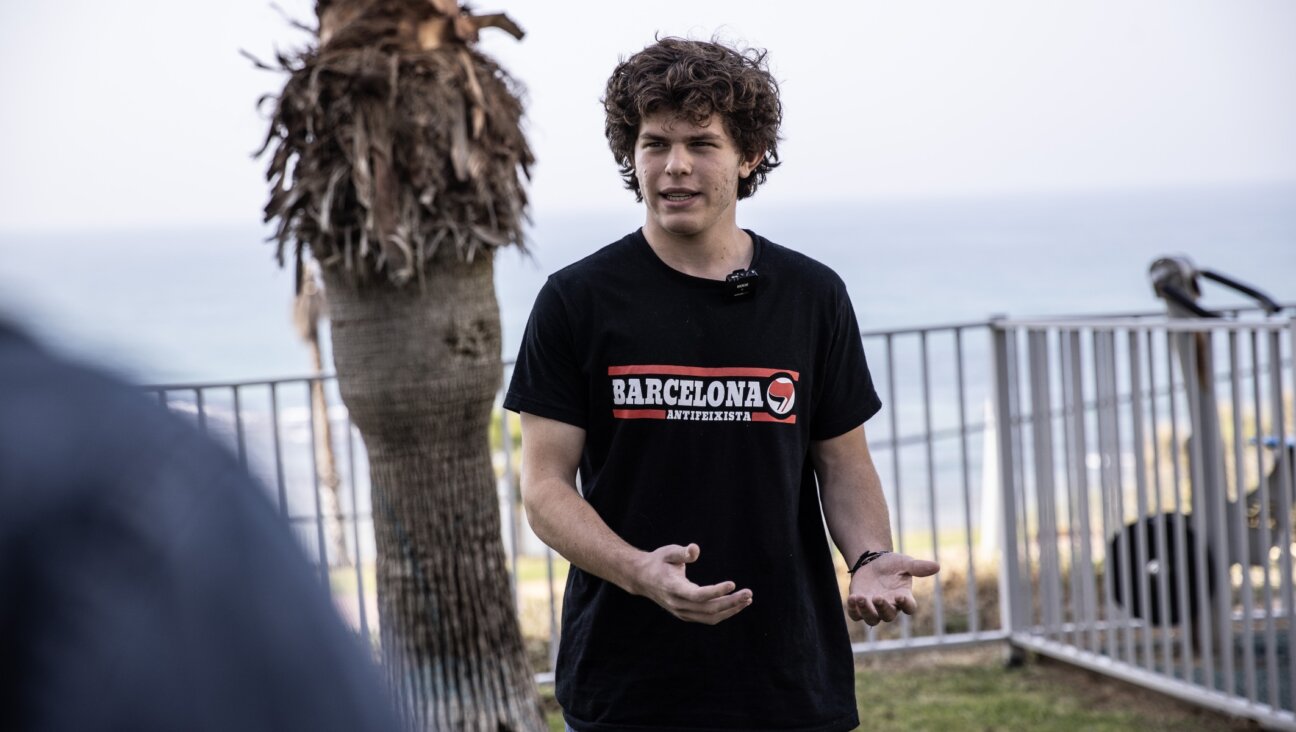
left=739, top=151, right=763, bottom=178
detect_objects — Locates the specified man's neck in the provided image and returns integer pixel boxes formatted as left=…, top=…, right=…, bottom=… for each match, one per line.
left=642, top=223, right=753, bottom=281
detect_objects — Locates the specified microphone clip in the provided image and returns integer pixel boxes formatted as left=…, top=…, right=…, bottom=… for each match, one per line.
left=726, top=268, right=759, bottom=299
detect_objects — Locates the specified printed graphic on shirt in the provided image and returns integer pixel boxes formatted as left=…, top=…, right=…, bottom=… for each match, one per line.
left=608, top=365, right=798, bottom=424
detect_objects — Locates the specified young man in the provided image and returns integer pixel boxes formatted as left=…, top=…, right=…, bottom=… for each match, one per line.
left=505, top=38, right=939, bottom=732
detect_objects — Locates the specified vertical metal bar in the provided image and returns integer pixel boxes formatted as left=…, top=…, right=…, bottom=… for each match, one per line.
left=1067, top=330, right=1099, bottom=653
left=307, top=379, right=330, bottom=587
left=545, top=543, right=560, bottom=672
left=194, top=388, right=207, bottom=434
left=1110, top=332, right=1135, bottom=664
left=1184, top=334, right=1217, bottom=686
left=1251, top=330, right=1279, bottom=709
left=884, top=333, right=910, bottom=639
left=1147, top=329, right=1174, bottom=674
left=920, top=330, right=944, bottom=636
left=1116, top=334, right=1137, bottom=664
left=1028, top=330, right=1062, bottom=637
left=992, top=324, right=1025, bottom=638
left=1128, top=330, right=1154, bottom=670
left=345, top=413, right=369, bottom=642
left=1094, top=331, right=1120, bottom=661
left=270, top=382, right=289, bottom=518
left=157, top=390, right=168, bottom=406
left=1269, top=327, right=1295, bottom=712
left=232, top=385, right=247, bottom=470
left=1059, top=331, right=1082, bottom=649
left=1229, top=331, right=1256, bottom=702
left=498, top=406, right=520, bottom=607
left=1167, top=330, right=1195, bottom=681
left=955, top=328, right=978, bottom=635
left=1206, top=330, right=1236, bottom=697
left=1008, top=329, right=1035, bottom=632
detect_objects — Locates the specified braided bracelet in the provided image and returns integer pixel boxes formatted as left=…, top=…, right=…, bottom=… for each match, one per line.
left=847, top=550, right=892, bottom=575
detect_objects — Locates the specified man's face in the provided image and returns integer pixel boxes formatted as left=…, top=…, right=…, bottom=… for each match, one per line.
left=634, top=112, right=759, bottom=243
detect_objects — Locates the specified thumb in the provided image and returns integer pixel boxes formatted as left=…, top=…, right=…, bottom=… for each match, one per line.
left=664, top=543, right=700, bottom=564
left=904, top=557, right=941, bottom=577
left=682, top=543, right=700, bottom=563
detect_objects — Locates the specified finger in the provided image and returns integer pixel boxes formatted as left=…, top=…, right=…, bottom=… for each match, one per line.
left=894, top=592, right=918, bottom=616
left=676, top=580, right=741, bottom=604
left=703, top=600, right=751, bottom=624
left=876, top=599, right=898, bottom=623
left=661, top=544, right=693, bottom=564
left=845, top=597, right=863, bottom=622
left=677, top=591, right=752, bottom=624
left=903, top=557, right=941, bottom=577
left=683, top=543, right=700, bottom=563
left=851, top=595, right=881, bottom=626
left=707, top=601, right=750, bottom=624
left=696, top=590, right=754, bottom=618
left=680, top=602, right=748, bottom=625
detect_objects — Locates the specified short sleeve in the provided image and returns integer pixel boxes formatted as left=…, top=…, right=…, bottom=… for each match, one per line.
left=810, top=292, right=882, bottom=441
left=503, top=278, right=589, bottom=428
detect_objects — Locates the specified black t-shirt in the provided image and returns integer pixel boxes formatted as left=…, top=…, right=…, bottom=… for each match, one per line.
left=505, top=229, right=881, bottom=732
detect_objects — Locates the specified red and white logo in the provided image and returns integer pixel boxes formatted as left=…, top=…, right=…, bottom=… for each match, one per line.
left=606, top=365, right=798, bottom=424
left=765, top=377, right=796, bottom=416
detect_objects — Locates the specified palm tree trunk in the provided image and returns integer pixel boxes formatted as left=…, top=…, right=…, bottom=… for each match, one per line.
left=321, top=251, right=542, bottom=731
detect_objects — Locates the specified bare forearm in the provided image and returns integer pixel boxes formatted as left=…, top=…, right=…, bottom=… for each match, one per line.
left=821, top=460, right=894, bottom=562
left=812, top=426, right=894, bottom=562
left=517, top=412, right=751, bottom=624
left=814, top=426, right=941, bottom=625
left=523, top=477, right=648, bottom=595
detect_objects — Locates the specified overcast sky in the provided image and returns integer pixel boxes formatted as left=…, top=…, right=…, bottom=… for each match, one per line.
left=1, top=0, right=1294, bottom=233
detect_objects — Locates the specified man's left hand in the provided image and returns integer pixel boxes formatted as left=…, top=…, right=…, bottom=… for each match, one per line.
left=845, top=552, right=940, bottom=626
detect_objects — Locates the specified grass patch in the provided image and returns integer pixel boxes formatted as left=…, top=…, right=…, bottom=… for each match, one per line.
left=859, top=647, right=1261, bottom=731
left=538, top=648, right=1258, bottom=731
left=516, top=554, right=570, bottom=584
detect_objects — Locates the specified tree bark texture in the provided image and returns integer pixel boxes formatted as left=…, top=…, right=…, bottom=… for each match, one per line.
left=258, top=0, right=540, bottom=725
left=322, top=254, right=543, bottom=731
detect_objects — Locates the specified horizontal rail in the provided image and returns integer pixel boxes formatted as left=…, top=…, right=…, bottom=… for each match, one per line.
left=852, top=630, right=1010, bottom=657
left=148, top=373, right=343, bottom=392
left=859, top=320, right=990, bottom=338
left=994, top=317, right=1295, bottom=332
left=1013, top=635, right=1296, bottom=730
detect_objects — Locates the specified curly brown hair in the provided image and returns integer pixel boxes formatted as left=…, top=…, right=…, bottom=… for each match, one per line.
left=603, top=37, right=782, bottom=201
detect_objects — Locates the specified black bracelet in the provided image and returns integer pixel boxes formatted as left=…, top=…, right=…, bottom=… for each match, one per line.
left=848, top=550, right=891, bottom=575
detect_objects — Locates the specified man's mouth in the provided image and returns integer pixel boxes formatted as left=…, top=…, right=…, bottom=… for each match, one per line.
left=662, top=192, right=697, bottom=201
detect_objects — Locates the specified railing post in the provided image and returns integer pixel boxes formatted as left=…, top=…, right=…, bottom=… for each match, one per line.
left=1027, top=329, right=1062, bottom=637
left=991, top=320, right=1024, bottom=646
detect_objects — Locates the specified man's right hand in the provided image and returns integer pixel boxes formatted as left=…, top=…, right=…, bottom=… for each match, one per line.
left=518, top=415, right=750, bottom=626
left=629, top=543, right=752, bottom=625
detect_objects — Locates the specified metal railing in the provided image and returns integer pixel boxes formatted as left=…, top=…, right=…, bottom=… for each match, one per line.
left=150, top=310, right=1296, bottom=726
left=992, top=314, right=1296, bottom=729
left=147, top=319, right=1008, bottom=682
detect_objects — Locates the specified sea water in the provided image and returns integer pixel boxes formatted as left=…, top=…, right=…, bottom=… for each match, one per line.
left=2, top=182, right=1291, bottom=385
left=2, top=183, right=1293, bottom=557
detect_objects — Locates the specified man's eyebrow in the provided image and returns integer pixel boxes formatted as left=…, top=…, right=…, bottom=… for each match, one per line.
left=637, top=130, right=724, bottom=142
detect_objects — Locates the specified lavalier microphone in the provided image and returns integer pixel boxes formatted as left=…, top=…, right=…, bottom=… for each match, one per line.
left=726, top=268, right=759, bottom=299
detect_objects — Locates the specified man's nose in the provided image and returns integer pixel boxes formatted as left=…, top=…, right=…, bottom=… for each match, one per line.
left=664, top=145, right=691, bottom=175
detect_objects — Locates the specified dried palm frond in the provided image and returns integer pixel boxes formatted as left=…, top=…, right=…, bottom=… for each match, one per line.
left=258, top=0, right=532, bottom=291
